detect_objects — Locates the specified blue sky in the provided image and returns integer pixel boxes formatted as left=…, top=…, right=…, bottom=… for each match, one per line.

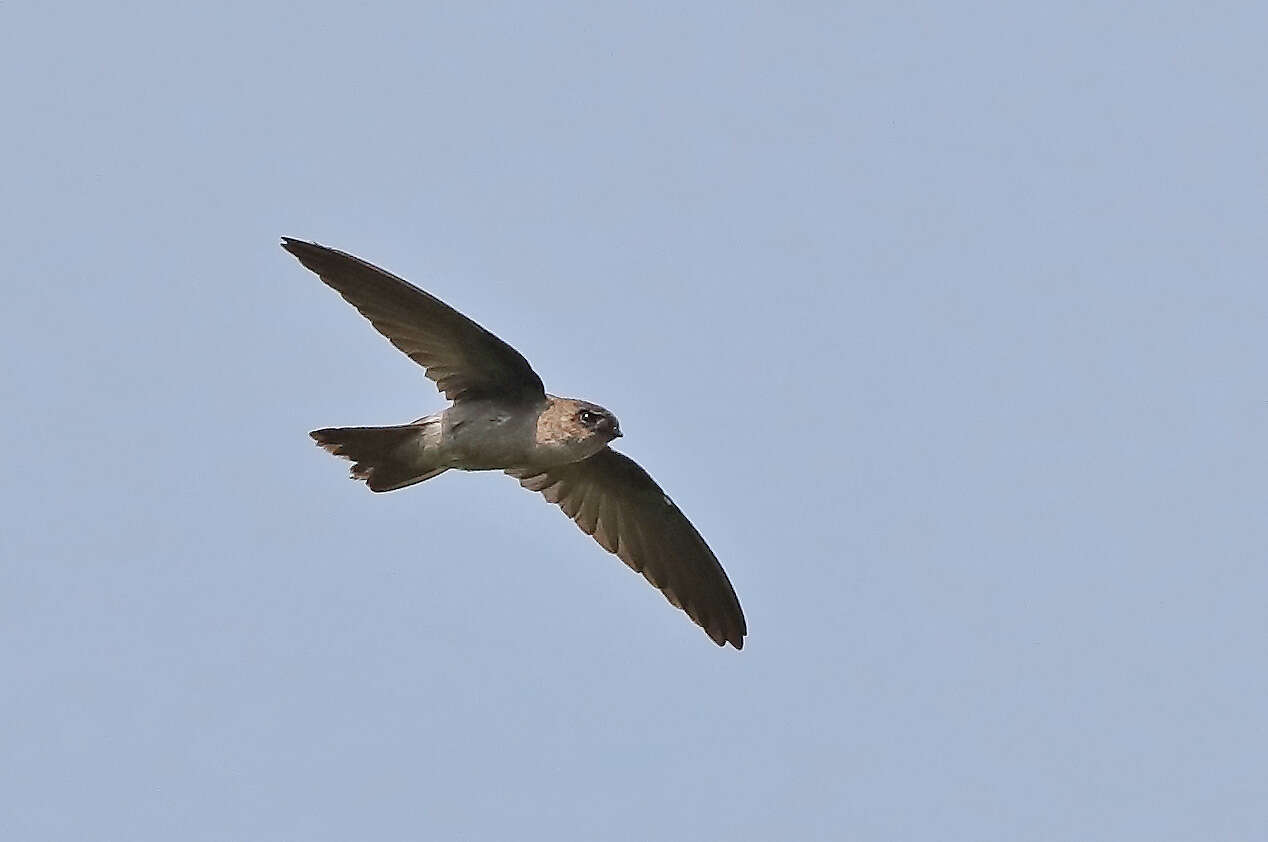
left=2, top=3, right=1265, bottom=839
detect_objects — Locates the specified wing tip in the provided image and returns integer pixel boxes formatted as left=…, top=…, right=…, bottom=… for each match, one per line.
left=280, top=236, right=325, bottom=263
left=705, top=619, right=746, bottom=650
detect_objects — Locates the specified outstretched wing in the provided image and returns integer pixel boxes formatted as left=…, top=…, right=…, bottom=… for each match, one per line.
left=283, top=238, right=545, bottom=403
left=510, top=448, right=746, bottom=649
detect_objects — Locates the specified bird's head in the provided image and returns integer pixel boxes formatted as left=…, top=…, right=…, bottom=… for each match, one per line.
left=537, top=397, right=622, bottom=463
left=574, top=403, right=622, bottom=441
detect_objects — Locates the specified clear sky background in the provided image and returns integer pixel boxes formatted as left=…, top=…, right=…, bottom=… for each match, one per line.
left=2, top=3, right=1265, bottom=840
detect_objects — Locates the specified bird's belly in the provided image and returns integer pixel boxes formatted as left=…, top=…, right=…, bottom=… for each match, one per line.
left=441, top=412, right=533, bottom=470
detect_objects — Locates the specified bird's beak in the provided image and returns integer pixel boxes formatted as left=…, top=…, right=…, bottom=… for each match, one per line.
left=613, top=429, right=623, bottom=438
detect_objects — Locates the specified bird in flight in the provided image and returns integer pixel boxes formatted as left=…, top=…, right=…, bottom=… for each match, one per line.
left=282, top=238, right=746, bottom=649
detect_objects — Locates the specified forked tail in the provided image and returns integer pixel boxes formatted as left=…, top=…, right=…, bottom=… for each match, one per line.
left=310, top=419, right=447, bottom=492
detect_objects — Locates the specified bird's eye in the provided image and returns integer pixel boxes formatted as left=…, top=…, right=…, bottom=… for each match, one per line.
left=578, top=410, right=598, bottom=425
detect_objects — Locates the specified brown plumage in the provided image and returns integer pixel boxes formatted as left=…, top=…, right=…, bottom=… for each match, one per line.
left=283, top=237, right=746, bottom=649
left=508, top=451, right=746, bottom=648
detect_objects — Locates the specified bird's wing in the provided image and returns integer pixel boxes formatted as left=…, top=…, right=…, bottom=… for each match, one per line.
left=509, top=448, right=746, bottom=649
left=282, top=238, right=545, bottom=403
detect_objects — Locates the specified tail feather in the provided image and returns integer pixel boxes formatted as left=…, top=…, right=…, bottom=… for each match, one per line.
left=311, top=421, right=446, bottom=492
